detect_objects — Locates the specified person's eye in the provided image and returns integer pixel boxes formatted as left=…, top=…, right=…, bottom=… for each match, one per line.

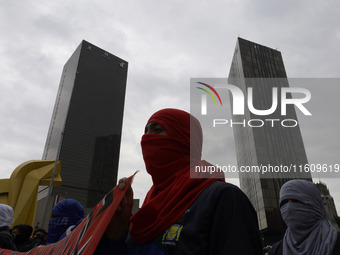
left=280, top=200, right=288, bottom=207
left=155, top=128, right=162, bottom=133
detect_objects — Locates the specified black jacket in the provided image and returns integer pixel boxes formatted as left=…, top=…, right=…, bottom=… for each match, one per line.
left=0, top=227, right=16, bottom=251
left=96, top=181, right=263, bottom=254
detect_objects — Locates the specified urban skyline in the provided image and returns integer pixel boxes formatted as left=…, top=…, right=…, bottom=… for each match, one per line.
left=1, top=0, right=339, bottom=218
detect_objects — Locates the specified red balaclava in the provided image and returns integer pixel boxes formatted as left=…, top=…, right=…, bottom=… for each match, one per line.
left=129, top=108, right=224, bottom=244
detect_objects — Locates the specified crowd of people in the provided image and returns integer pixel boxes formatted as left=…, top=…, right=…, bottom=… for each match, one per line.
left=0, top=108, right=339, bottom=254
left=0, top=204, right=48, bottom=251
left=0, top=198, right=84, bottom=252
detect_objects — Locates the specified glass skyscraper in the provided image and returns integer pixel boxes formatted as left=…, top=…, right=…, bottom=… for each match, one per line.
left=228, top=37, right=312, bottom=243
left=37, top=40, right=128, bottom=227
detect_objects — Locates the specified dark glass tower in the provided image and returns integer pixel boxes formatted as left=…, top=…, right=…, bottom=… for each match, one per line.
left=39, top=40, right=128, bottom=214
left=228, top=38, right=312, bottom=244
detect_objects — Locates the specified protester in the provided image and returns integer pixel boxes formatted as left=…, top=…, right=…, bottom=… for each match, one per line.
left=0, top=204, right=16, bottom=250
left=11, top=224, right=33, bottom=252
left=46, top=199, right=85, bottom=244
left=95, top=108, right=262, bottom=254
left=269, top=179, right=340, bottom=255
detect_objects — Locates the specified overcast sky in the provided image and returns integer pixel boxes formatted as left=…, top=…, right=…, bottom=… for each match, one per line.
left=0, top=0, right=339, bottom=212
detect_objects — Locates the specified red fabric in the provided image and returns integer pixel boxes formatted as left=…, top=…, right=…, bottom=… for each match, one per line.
left=129, top=108, right=224, bottom=244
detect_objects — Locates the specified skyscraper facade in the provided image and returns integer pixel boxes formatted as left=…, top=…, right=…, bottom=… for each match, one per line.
left=316, top=182, right=340, bottom=230
left=228, top=37, right=312, bottom=243
left=37, top=41, right=128, bottom=222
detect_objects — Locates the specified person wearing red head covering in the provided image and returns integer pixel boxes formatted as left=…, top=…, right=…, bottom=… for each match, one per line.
left=95, top=109, right=262, bottom=255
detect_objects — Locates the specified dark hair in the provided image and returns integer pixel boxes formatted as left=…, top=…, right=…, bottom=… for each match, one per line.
left=13, top=224, right=33, bottom=239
